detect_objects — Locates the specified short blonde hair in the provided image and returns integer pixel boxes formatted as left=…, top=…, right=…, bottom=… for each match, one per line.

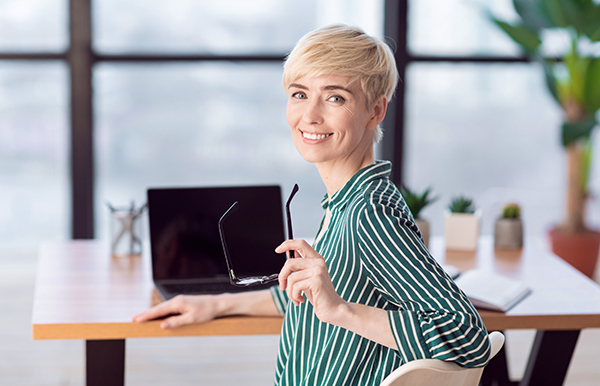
left=283, top=24, right=399, bottom=142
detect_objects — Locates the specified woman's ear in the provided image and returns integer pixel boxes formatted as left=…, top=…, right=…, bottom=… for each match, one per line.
left=367, top=96, right=388, bottom=131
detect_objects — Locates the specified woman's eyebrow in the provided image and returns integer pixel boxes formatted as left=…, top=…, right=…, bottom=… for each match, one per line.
left=288, top=83, right=307, bottom=90
left=288, top=83, right=353, bottom=95
left=322, top=85, right=353, bottom=94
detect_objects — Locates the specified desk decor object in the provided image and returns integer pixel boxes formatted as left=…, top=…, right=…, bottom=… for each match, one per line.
left=107, top=201, right=146, bottom=256
left=488, top=0, right=600, bottom=277
left=444, top=196, right=480, bottom=251
left=494, top=203, right=523, bottom=249
left=455, top=269, right=531, bottom=312
left=398, top=185, right=438, bottom=248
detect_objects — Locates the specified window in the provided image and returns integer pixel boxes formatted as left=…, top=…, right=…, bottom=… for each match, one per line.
left=93, top=0, right=384, bottom=240
left=0, top=62, right=69, bottom=246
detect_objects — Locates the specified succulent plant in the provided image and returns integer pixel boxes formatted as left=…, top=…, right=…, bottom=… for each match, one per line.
left=399, top=186, right=438, bottom=220
left=501, top=203, right=521, bottom=219
left=449, top=196, right=476, bottom=214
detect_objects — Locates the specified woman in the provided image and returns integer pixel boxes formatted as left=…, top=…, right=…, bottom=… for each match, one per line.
left=134, top=24, right=490, bottom=385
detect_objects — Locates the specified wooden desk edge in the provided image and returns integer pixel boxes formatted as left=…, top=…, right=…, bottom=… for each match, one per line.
left=481, top=313, right=600, bottom=331
left=32, top=316, right=284, bottom=340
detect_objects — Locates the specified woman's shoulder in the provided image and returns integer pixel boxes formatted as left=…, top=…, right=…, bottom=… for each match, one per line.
left=351, top=178, right=410, bottom=218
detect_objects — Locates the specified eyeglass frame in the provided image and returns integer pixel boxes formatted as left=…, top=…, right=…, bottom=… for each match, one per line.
left=218, top=184, right=299, bottom=287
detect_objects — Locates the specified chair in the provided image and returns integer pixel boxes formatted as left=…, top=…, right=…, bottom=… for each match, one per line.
left=379, top=331, right=505, bottom=386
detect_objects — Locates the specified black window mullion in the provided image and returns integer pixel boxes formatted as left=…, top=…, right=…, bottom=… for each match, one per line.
left=70, top=0, right=94, bottom=239
left=382, top=0, right=408, bottom=186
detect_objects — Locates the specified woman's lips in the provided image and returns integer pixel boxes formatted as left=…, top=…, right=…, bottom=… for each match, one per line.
left=301, top=131, right=333, bottom=141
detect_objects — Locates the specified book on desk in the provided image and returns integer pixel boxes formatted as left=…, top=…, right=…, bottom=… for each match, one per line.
left=454, top=269, right=532, bottom=312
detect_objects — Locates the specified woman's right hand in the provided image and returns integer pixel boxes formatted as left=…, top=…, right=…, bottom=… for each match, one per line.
left=132, top=294, right=223, bottom=330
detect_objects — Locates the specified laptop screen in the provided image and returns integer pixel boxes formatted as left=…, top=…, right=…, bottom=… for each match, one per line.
left=147, top=186, right=286, bottom=281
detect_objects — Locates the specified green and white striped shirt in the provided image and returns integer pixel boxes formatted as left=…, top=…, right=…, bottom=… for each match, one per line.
left=270, top=161, right=490, bottom=386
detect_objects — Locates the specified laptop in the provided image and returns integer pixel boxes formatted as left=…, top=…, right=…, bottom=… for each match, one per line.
left=147, top=185, right=286, bottom=300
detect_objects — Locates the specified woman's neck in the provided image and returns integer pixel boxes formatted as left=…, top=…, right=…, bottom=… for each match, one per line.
left=316, top=145, right=375, bottom=198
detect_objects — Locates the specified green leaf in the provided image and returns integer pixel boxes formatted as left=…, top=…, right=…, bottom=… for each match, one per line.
left=540, top=0, right=570, bottom=28
left=399, top=185, right=438, bottom=219
left=582, top=4, right=600, bottom=41
left=540, top=56, right=562, bottom=104
left=590, top=25, right=600, bottom=42
left=562, top=119, right=597, bottom=146
left=512, top=0, right=551, bottom=30
left=492, top=19, right=542, bottom=53
left=448, top=196, right=476, bottom=214
left=584, top=58, right=600, bottom=114
left=563, top=47, right=590, bottom=105
left=581, top=135, right=593, bottom=191
left=555, top=0, right=587, bottom=34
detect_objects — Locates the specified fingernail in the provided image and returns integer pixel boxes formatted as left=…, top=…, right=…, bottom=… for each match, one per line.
left=161, top=321, right=170, bottom=329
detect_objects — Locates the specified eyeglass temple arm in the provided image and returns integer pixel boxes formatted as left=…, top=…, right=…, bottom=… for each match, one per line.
left=218, top=201, right=239, bottom=280
left=285, top=184, right=299, bottom=258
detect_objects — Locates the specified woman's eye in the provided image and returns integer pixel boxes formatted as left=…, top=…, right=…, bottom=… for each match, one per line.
left=328, top=95, right=345, bottom=103
left=292, top=92, right=307, bottom=99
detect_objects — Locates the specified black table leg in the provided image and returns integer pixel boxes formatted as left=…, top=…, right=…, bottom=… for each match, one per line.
left=86, top=339, right=125, bottom=386
left=519, top=330, right=580, bottom=386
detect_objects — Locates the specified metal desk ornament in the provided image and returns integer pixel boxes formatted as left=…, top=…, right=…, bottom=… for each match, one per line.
left=107, top=201, right=146, bottom=256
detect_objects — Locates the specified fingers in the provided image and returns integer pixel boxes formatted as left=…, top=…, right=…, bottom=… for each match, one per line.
left=284, top=269, right=312, bottom=305
left=161, top=312, right=194, bottom=330
left=275, top=239, right=322, bottom=260
left=132, top=295, right=185, bottom=323
left=278, top=257, right=318, bottom=291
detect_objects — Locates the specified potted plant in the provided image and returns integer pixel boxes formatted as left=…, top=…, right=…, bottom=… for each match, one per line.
left=494, top=203, right=524, bottom=249
left=489, top=0, right=600, bottom=277
left=445, top=196, right=480, bottom=251
left=399, top=186, right=438, bottom=248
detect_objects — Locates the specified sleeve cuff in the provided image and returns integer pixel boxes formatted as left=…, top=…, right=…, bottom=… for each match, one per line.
left=388, top=309, right=431, bottom=362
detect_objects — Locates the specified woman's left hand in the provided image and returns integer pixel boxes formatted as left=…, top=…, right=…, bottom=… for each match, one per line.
left=275, top=239, right=346, bottom=325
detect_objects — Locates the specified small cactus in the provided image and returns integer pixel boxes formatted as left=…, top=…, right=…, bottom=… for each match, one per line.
left=501, top=202, right=521, bottom=219
left=449, top=196, right=476, bottom=214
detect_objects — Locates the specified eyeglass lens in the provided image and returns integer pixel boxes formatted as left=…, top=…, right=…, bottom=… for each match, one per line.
left=218, top=184, right=299, bottom=287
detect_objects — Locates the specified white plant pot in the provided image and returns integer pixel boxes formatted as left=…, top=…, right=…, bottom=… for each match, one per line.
left=444, top=210, right=481, bottom=251
left=415, top=219, right=430, bottom=249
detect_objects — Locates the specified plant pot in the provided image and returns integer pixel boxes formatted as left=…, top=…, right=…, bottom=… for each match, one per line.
left=444, top=211, right=480, bottom=251
left=494, top=218, right=523, bottom=249
left=415, top=219, right=430, bottom=249
left=548, top=227, right=600, bottom=278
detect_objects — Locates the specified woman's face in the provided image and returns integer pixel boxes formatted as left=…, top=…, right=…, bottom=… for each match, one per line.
left=286, top=75, right=382, bottom=166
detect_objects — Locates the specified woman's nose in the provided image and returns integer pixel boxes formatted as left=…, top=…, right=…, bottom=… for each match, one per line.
left=302, top=99, right=323, bottom=125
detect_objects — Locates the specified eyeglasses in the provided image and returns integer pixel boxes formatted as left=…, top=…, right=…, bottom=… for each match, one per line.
left=218, top=184, right=299, bottom=287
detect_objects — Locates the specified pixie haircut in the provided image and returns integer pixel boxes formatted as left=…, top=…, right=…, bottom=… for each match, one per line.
left=283, top=24, right=399, bottom=142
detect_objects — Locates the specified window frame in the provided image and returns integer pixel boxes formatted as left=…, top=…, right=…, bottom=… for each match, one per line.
left=0, top=0, right=530, bottom=239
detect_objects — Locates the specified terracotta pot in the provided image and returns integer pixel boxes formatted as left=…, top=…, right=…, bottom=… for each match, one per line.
left=494, top=218, right=523, bottom=249
left=548, top=227, right=600, bottom=278
left=415, top=219, right=430, bottom=249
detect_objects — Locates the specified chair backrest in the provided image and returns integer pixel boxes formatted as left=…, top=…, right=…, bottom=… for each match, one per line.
left=379, top=331, right=505, bottom=386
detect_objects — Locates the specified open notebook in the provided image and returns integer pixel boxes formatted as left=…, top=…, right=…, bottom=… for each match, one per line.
left=454, top=269, right=532, bottom=312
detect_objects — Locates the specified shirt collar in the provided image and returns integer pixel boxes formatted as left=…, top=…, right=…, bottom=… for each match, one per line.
left=321, top=160, right=392, bottom=212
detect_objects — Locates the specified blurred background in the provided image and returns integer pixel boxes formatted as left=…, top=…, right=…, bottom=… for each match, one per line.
left=1, top=0, right=599, bottom=247
left=1, top=0, right=599, bottom=385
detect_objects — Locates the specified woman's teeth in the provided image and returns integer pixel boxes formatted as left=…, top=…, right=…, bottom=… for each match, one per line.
left=302, top=132, right=332, bottom=140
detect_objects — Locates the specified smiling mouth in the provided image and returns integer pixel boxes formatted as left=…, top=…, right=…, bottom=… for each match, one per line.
left=301, top=131, right=332, bottom=140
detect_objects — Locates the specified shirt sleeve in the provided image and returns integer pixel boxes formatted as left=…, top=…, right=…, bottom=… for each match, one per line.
left=356, top=201, right=491, bottom=368
left=269, top=285, right=289, bottom=316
